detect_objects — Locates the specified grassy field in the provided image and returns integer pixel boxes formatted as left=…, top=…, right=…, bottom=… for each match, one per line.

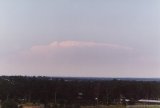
left=81, top=105, right=160, bottom=108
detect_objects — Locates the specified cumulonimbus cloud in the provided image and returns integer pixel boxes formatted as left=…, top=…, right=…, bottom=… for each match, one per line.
left=1, top=40, right=136, bottom=77
left=2, top=40, right=159, bottom=77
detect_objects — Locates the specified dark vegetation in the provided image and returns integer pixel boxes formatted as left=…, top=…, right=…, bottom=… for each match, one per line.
left=0, top=76, right=160, bottom=106
left=1, top=99, right=18, bottom=108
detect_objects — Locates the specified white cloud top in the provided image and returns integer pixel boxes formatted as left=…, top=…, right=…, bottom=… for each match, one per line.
left=31, top=41, right=132, bottom=52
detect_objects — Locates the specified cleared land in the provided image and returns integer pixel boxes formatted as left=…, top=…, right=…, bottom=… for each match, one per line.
left=81, top=105, right=160, bottom=108
left=81, top=105, right=124, bottom=108
left=126, top=105, right=160, bottom=108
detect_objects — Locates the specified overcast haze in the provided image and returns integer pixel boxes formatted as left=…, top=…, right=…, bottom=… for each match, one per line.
left=0, top=0, right=160, bottom=77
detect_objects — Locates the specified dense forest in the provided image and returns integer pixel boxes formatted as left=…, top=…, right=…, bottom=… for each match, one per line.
left=0, top=76, right=160, bottom=106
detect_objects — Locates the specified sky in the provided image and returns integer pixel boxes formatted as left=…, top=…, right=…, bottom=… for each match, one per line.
left=0, top=0, right=160, bottom=77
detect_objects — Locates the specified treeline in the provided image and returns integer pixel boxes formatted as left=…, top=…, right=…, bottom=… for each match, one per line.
left=0, top=76, right=160, bottom=105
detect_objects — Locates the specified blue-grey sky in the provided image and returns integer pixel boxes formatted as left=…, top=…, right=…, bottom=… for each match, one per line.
left=0, top=0, right=160, bottom=77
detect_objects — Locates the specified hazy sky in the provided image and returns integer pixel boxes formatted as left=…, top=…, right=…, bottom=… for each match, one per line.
left=0, top=0, right=160, bottom=77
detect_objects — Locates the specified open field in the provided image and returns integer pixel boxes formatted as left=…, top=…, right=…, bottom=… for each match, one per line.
left=81, top=105, right=124, bottom=108
left=81, top=105, right=160, bottom=108
left=126, top=105, right=160, bottom=108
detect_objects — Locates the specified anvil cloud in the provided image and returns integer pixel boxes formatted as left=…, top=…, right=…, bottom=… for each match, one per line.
left=30, top=41, right=132, bottom=53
